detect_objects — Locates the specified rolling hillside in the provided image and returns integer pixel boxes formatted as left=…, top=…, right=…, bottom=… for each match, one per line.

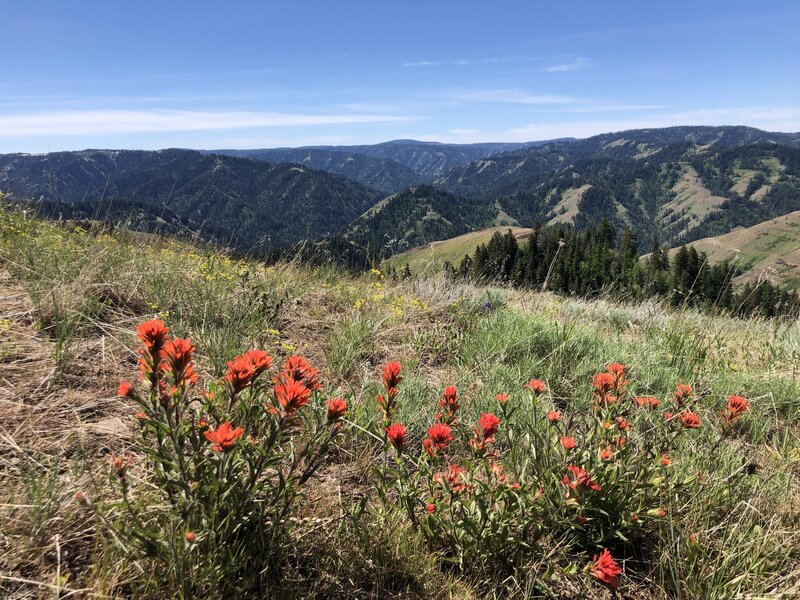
left=383, top=226, right=534, bottom=274
left=435, top=128, right=800, bottom=247
left=668, top=210, right=800, bottom=288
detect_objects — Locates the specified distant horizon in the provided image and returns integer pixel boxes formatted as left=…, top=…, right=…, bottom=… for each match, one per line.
left=4, top=1, right=799, bottom=153
left=3, top=123, right=800, bottom=155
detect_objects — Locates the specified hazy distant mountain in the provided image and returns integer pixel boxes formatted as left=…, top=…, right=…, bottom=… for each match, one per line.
left=216, top=139, right=568, bottom=182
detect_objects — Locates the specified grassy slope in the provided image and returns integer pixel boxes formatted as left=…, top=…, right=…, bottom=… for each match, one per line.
left=668, top=210, right=800, bottom=288
left=2, top=208, right=800, bottom=598
left=383, top=226, right=534, bottom=274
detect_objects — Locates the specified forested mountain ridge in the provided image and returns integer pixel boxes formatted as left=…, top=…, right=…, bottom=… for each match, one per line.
left=266, top=139, right=541, bottom=179
left=0, top=149, right=382, bottom=252
left=3, top=126, right=800, bottom=259
left=434, top=128, right=800, bottom=248
left=205, top=147, right=422, bottom=193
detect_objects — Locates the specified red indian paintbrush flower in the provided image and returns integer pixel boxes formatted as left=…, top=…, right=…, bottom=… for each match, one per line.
left=546, top=410, right=561, bottom=423
left=204, top=422, right=244, bottom=452
left=282, top=355, right=322, bottom=391
left=426, top=422, right=454, bottom=450
left=673, top=383, right=693, bottom=406
left=524, top=379, right=547, bottom=395
left=495, top=393, right=509, bottom=404
left=185, top=531, right=196, bottom=543
left=723, top=395, right=750, bottom=424
left=274, top=378, right=312, bottom=414
left=615, top=416, right=631, bottom=431
left=560, top=436, right=577, bottom=450
left=243, top=349, right=272, bottom=376
left=437, top=385, right=460, bottom=424
left=226, top=355, right=257, bottom=393
left=326, top=397, right=348, bottom=423
left=226, top=350, right=273, bottom=393
left=599, top=447, right=614, bottom=461
left=471, top=412, right=500, bottom=452
left=590, top=548, right=622, bottom=588
left=634, top=396, right=660, bottom=408
left=478, top=412, right=500, bottom=440
left=381, top=361, right=402, bottom=392
left=386, top=422, right=407, bottom=451
left=562, top=465, right=601, bottom=492
left=592, top=372, right=618, bottom=404
left=434, top=464, right=468, bottom=493
left=660, top=454, right=671, bottom=466
left=678, top=409, right=702, bottom=429
left=136, top=319, right=169, bottom=352
left=606, top=362, right=629, bottom=394
left=162, top=337, right=197, bottom=385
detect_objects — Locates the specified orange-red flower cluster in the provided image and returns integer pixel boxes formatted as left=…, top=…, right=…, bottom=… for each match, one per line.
left=673, top=383, right=693, bottom=407
left=599, top=446, right=614, bottom=461
left=434, top=464, right=469, bottom=493
left=111, top=453, right=134, bottom=480
left=592, top=363, right=629, bottom=406
left=607, top=362, right=628, bottom=390
left=470, top=412, right=500, bottom=452
left=722, top=395, right=750, bottom=424
left=326, top=397, right=348, bottom=423
left=562, top=464, right=601, bottom=492
left=282, top=355, right=321, bottom=391
left=424, top=422, right=454, bottom=456
left=377, top=361, right=402, bottom=422
left=225, top=349, right=273, bottom=393
left=274, top=378, right=312, bottom=415
left=386, top=422, right=407, bottom=452
left=560, top=436, right=577, bottom=450
left=136, top=319, right=170, bottom=354
left=495, top=393, right=509, bottom=404
left=437, top=385, right=460, bottom=425
left=382, top=361, right=402, bottom=392
left=204, top=421, right=244, bottom=452
left=615, top=416, right=631, bottom=431
left=547, top=410, right=561, bottom=423
left=524, top=379, right=547, bottom=395
left=633, top=396, right=660, bottom=409
left=678, top=409, right=702, bottom=429
left=590, top=548, right=622, bottom=588
left=162, top=337, right=197, bottom=386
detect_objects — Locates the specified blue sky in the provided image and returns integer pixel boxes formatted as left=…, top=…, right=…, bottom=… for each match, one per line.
left=2, top=1, right=799, bottom=152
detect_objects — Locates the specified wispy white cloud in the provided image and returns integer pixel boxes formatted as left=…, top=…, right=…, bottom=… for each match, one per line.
left=559, top=104, right=670, bottom=113
left=545, top=57, right=589, bottom=72
left=452, top=88, right=577, bottom=104
left=0, top=109, right=414, bottom=137
left=401, top=61, right=439, bottom=68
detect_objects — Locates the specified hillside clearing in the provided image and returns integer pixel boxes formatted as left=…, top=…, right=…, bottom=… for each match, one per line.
left=668, top=210, right=800, bottom=288
left=383, top=226, right=534, bottom=274
left=2, top=209, right=800, bottom=598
